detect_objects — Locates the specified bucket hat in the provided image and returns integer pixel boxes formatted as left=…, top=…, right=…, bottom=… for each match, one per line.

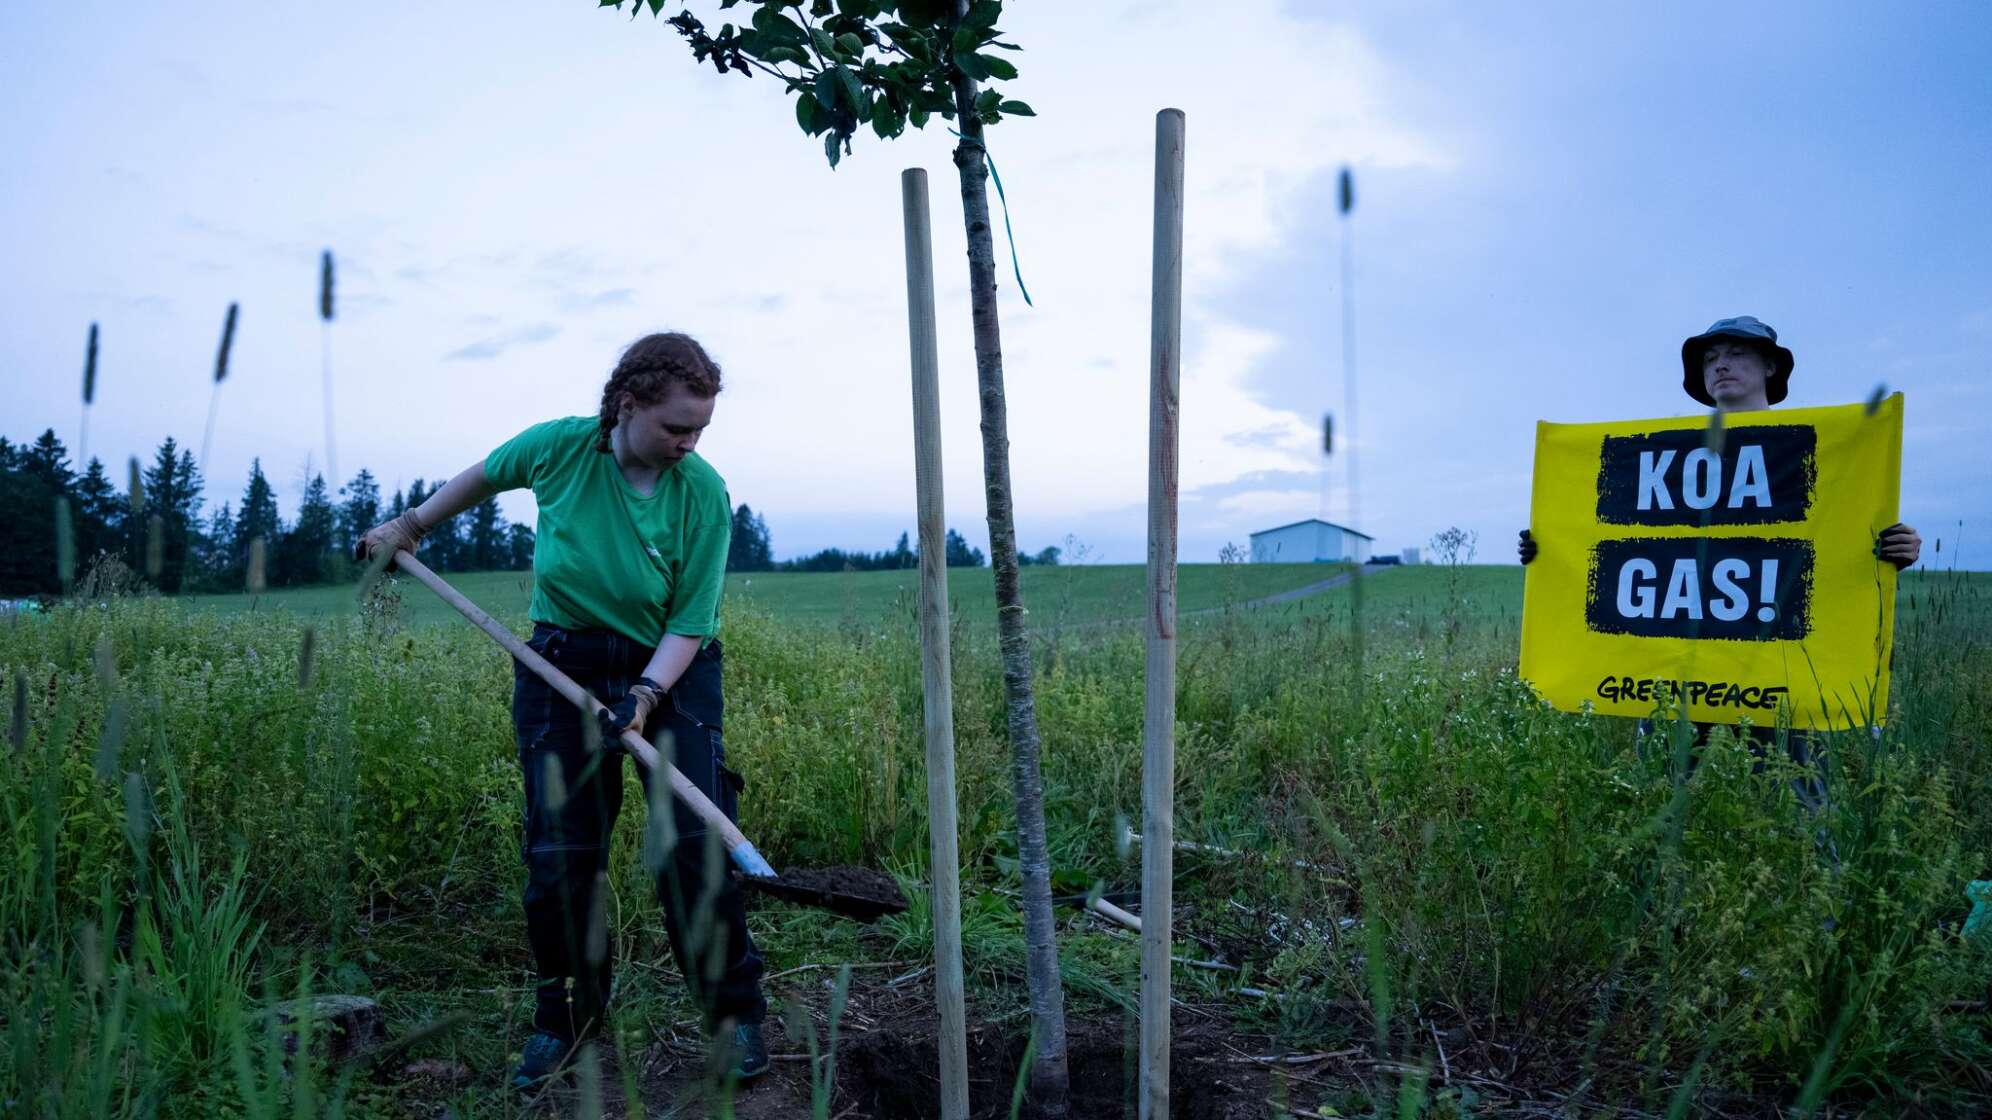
left=1681, top=316, right=1793, bottom=406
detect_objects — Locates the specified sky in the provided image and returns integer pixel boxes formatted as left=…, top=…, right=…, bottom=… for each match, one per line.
left=3, top=1, right=1988, bottom=567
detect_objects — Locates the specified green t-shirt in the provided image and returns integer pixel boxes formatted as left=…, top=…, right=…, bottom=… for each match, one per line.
left=484, top=416, right=731, bottom=647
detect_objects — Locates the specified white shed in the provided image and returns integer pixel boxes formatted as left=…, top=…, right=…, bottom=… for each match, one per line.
left=1249, top=518, right=1374, bottom=564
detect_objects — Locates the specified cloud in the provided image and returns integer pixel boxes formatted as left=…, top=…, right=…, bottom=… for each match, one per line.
left=1214, top=488, right=1320, bottom=520
left=340, top=292, right=395, bottom=317
left=443, top=322, right=560, bottom=361
left=559, top=287, right=636, bottom=312
left=78, top=291, right=173, bottom=315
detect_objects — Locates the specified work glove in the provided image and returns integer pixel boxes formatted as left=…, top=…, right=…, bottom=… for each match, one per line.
left=597, top=678, right=664, bottom=746
left=1876, top=523, right=1921, bottom=570
left=354, top=511, right=429, bottom=569
left=1517, top=529, right=1537, bottom=565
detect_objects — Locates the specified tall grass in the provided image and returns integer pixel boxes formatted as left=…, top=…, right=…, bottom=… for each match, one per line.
left=2, top=567, right=1987, bottom=1114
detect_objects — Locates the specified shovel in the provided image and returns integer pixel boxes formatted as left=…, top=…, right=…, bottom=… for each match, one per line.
left=391, top=550, right=907, bottom=923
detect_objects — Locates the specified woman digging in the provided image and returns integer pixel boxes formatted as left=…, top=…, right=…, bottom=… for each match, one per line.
left=357, top=331, right=769, bottom=1092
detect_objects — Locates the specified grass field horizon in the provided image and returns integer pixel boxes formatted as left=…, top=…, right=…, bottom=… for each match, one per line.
left=179, top=559, right=1377, bottom=630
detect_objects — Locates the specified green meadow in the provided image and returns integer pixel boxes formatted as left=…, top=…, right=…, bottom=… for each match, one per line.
left=4, top=563, right=1989, bottom=1116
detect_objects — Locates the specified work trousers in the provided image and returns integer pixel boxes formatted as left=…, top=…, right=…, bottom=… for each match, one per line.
left=512, top=623, right=766, bottom=1041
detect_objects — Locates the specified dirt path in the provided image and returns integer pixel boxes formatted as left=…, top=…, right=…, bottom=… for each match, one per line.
left=1044, top=564, right=1383, bottom=638
left=1196, top=563, right=1375, bottom=614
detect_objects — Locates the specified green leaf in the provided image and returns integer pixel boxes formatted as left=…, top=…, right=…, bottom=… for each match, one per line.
left=963, top=0, right=1000, bottom=30
left=976, top=53, right=1018, bottom=80
left=645, top=0, right=664, bottom=14
left=796, top=91, right=825, bottom=134
left=814, top=68, right=840, bottom=109
left=998, top=99, right=1035, bottom=116
left=835, top=32, right=864, bottom=56
left=975, top=88, right=1001, bottom=114
left=835, top=65, right=864, bottom=113
left=880, top=22, right=930, bottom=60
left=754, top=8, right=808, bottom=45
left=872, top=103, right=903, bottom=139
left=824, top=130, right=842, bottom=168
left=910, top=107, right=930, bottom=129
left=954, top=51, right=991, bottom=80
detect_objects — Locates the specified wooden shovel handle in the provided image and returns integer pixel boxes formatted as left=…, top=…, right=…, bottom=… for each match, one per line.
left=391, top=551, right=771, bottom=873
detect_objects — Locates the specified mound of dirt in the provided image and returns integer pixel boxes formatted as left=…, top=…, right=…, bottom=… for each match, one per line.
left=835, top=1019, right=1269, bottom=1120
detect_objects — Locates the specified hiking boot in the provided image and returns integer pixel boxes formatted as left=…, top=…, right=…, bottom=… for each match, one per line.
left=510, top=1030, right=578, bottom=1093
left=725, top=1022, right=770, bottom=1081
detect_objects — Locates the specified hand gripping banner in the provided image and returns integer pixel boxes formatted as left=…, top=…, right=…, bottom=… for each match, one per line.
left=1520, top=395, right=1903, bottom=731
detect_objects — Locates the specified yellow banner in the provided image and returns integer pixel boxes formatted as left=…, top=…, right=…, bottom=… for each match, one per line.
left=1519, top=395, right=1903, bottom=731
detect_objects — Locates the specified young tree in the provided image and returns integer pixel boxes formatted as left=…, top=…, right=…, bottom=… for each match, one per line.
left=279, top=473, right=336, bottom=586
left=139, top=438, right=205, bottom=592
left=506, top=521, right=537, bottom=570
left=889, top=530, right=916, bottom=570
left=0, top=431, right=75, bottom=594
left=236, top=459, right=282, bottom=587
left=338, top=468, right=381, bottom=558
left=73, top=457, right=120, bottom=572
left=468, top=496, right=506, bottom=570
left=199, top=502, right=236, bottom=590
left=943, top=527, right=985, bottom=568
left=608, top=5, right=1070, bottom=1103
left=728, top=502, right=774, bottom=572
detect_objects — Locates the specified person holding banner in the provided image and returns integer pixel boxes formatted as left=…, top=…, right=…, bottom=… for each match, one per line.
left=1516, top=315, right=1922, bottom=815
left=1518, top=316, right=1921, bottom=567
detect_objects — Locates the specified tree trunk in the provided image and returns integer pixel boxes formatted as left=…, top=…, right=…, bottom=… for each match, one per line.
left=948, top=40, right=1071, bottom=1119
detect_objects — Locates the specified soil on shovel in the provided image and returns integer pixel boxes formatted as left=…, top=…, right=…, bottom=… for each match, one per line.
left=746, top=865, right=909, bottom=915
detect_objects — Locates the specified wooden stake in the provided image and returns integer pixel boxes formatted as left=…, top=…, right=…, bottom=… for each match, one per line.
left=1142, top=107, right=1185, bottom=1120
left=902, top=167, right=969, bottom=1120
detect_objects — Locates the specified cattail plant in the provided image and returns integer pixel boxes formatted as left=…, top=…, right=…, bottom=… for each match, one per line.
left=247, top=536, right=267, bottom=594
left=126, top=457, right=161, bottom=583
left=319, top=250, right=338, bottom=487
left=7, top=671, right=23, bottom=754
left=1337, top=166, right=1367, bottom=707
left=54, top=497, right=74, bottom=592
left=80, top=323, right=98, bottom=463
left=201, top=302, right=238, bottom=476
left=296, top=627, right=317, bottom=689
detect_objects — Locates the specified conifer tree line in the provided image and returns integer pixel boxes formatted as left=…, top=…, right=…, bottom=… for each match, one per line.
left=0, top=427, right=532, bottom=597
left=725, top=502, right=1058, bottom=573
left=1, top=428, right=1066, bottom=597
